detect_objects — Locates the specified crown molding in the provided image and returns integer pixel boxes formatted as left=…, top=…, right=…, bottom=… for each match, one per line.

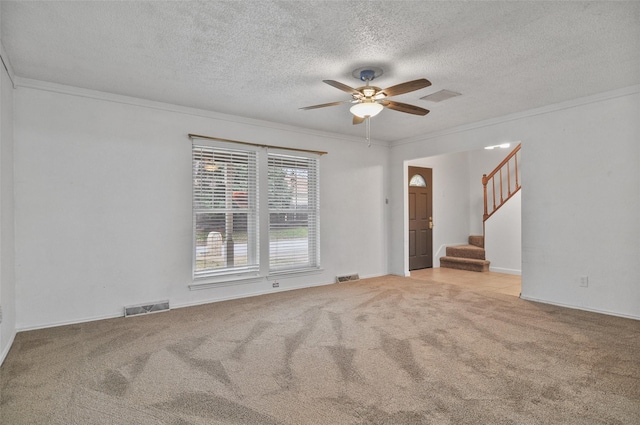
left=391, top=84, right=640, bottom=148
left=13, top=77, right=389, bottom=148
left=14, top=77, right=636, bottom=150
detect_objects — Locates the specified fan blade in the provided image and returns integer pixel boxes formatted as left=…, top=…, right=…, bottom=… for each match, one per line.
left=381, top=100, right=430, bottom=116
left=353, top=115, right=365, bottom=125
left=377, top=78, right=432, bottom=98
left=299, top=100, right=350, bottom=110
left=323, top=80, right=362, bottom=96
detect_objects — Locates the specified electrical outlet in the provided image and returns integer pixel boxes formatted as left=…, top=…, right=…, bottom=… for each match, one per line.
left=579, top=276, right=589, bottom=287
left=272, top=281, right=279, bottom=288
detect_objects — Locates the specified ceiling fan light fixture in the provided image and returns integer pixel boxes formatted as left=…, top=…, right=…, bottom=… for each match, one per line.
left=350, top=101, right=383, bottom=118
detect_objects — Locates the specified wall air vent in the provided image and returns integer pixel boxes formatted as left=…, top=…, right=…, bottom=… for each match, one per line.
left=421, top=89, right=461, bottom=103
left=336, top=273, right=360, bottom=283
left=124, top=300, right=170, bottom=317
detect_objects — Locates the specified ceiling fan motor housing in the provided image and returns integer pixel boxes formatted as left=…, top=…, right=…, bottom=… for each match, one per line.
left=359, top=69, right=376, bottom=82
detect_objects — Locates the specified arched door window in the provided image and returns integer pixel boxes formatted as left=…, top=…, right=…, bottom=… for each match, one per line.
left=409, top=174, right=427, bottom=187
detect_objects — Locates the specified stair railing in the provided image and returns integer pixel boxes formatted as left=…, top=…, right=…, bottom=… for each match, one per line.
left=482, top=143, right=521, bottom=222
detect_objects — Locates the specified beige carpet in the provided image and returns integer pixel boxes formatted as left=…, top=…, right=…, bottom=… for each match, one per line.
left=1, top=274, right=639, bottom=424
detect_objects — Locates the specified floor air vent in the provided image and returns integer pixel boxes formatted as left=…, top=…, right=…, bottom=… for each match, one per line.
left=124, top=300, right=170, bottom=317
left=336, top=273, right=359, bottom=283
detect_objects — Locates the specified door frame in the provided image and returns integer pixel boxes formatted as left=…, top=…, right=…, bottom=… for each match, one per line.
left=408, top=166, right=433, bottom=271
left=402, top=160, right=434, bottom=276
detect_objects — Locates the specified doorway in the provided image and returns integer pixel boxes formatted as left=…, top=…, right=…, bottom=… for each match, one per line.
left=408, top=166, right=433, bottom=270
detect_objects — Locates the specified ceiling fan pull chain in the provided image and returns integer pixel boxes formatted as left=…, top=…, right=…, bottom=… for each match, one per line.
left=366, top=116, right=371, bottom=147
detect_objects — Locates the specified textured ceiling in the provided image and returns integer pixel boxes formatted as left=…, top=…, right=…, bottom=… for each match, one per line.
left=2, top=1, right=639, bottom=143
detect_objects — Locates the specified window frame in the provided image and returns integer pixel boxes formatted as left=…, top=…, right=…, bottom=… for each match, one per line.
left=267, top=151, right=321, bottom=275
left=191, top=142, right=321, bottom=286
left=192, top=142, right=261, bottom=281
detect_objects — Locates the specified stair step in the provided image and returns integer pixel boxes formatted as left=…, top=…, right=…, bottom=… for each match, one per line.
left=445, top=245, right=486, bottom=260
left=440, top=256, right=490, bottom=272
left=469, top=235, right=484, bottom=248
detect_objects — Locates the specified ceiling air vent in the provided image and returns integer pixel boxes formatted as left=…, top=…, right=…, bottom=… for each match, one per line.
left=421, top=89, right=461, bottom=103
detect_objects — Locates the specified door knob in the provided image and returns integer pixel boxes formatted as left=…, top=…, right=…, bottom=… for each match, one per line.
left=429, top=216, right=434, bottom=229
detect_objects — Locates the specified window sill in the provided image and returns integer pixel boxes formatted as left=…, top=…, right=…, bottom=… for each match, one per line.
left=190, top=267, right=324, bottom=291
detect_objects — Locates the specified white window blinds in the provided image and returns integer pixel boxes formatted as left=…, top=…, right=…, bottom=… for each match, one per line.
left=268, top=153, right=320, bottom=272
left=193, top=145, right=259, bottom=278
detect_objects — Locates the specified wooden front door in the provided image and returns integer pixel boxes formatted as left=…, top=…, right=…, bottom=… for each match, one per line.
left=408, top=166, right=433, bottom=270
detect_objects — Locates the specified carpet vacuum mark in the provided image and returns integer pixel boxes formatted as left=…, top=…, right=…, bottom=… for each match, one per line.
left=1, top=275, right=639, bottom=424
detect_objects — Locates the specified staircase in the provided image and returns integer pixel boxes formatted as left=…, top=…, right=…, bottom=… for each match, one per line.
left=438, top=144, right=520, bottom=273
left=440, top=235, right=490, bottom=272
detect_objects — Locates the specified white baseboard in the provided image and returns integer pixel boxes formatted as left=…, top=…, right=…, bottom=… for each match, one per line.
left=520, top=295, right=640, bottom=321
left=489, top=266, right=521, bottom=275
left=16, top=312, right=123, bottom=333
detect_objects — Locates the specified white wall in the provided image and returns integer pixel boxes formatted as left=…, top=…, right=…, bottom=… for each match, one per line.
left=485, top=190, right=521, bottom=275
left=520, top=91, right=639, bottom=318
left=13, top=82, right=390, bottom=330
left=390, top=86, right=640, bottom=319
left=409, top=151, right=470, bottom=268
left=0, top=65, right=15, bottom=364
left=8, top=81, right=640, bottom=333
left=0, top=3, right=18, bottom=364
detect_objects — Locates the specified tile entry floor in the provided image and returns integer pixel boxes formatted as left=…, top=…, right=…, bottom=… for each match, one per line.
left=410, top=267, right=522, bottom=297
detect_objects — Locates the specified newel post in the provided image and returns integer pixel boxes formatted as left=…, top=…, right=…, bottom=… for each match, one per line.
left=482, top=174, right=489, bottom=221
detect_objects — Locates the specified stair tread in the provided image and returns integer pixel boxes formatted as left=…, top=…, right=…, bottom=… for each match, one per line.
left=468, top=235, right=484, bottom=248
left=440, top=256, right=490, bottom=264
left=445, top=245, right=486, bottom=260
left=440, top=235, right=489, bottom=272
left=452, top=244, right=484, bottom=250
left=440, top=255, right=490, bottom=272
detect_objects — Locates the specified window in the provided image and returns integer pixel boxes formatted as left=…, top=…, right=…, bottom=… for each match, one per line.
left=409, top=174, right=427, bottom=187
left=193, top=143, right=320, bottom=282
left=193, top=145, right=259, bottom=278
left=268, top=153, right=320, bottom=272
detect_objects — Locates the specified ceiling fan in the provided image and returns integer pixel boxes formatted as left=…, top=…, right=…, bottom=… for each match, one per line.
left=300, top=67, right=431, bottom=125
